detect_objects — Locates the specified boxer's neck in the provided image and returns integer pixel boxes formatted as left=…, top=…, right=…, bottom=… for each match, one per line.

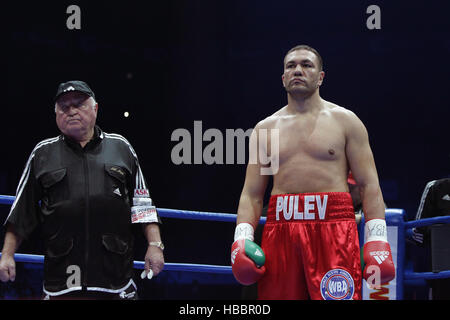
left=287, top=90, right=323, bottom=114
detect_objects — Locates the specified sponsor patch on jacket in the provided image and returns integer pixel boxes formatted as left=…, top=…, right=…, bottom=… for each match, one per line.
left=131, top=205, right=158, bottom=223
left=320, top=268, right=355, bottom=300
left=134, top=188, right=150, bottom=198
left=133, top=197, right=152, bottom=206
left=110, top=166, right=125, bottom=177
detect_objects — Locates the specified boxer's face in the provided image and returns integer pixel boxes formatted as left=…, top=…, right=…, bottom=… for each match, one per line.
left=282, top=49, right=324, bottom=96
left=55, top=91, right=98, bottom=140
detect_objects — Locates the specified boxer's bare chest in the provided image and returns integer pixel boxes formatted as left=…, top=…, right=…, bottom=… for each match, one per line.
left=268, top=110, right=346, bottom=165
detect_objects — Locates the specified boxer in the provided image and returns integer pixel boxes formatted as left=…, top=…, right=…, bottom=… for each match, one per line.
left=231, top=45, right=395, bottom=300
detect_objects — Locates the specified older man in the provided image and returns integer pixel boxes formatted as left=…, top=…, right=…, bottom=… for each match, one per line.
left=0, top=80, right=164, bottom=299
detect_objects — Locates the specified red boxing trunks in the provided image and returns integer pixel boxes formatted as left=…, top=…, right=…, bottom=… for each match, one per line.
left=258, top=192, right=362, bottom=300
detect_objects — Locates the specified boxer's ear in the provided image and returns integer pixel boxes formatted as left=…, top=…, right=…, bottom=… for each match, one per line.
left=318, top=71, right=325, bottom=87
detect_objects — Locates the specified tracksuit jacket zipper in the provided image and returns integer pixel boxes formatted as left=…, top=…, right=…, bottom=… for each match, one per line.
left=82, top=151, right=90, bottom=288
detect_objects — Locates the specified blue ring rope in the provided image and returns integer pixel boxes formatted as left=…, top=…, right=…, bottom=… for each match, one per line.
left=404, top=215, right=450, bottom=229
left=1, top=253, right=232, bottom=274
left=404, top=270, right=450, bottom=281
left=0, top=195, right=266, bottom=224
left=1, top=194, right=449, bottom=281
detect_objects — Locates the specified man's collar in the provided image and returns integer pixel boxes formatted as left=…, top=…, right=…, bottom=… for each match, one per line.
left=62, top=125, right=103, bottom=150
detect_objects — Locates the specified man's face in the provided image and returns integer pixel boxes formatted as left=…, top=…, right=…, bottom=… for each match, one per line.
left=282, top=49, right=324, bottom=96
left=55, top=91, right=98, bottom=139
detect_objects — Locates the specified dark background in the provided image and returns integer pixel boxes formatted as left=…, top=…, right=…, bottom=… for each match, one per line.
left=1, top=0, right=449, bottom=299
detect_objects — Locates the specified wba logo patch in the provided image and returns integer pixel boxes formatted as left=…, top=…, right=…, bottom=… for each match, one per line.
left=320, top=269, right=355, bottom=300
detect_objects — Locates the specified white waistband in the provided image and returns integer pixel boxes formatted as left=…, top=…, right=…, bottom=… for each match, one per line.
left=43, top=279, right=136, bottom=297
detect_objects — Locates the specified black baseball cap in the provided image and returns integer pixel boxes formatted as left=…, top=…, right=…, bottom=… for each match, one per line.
left=54, top=80, right=96, bottom=102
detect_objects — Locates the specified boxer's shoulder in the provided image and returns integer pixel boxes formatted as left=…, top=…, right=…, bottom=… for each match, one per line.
left=253, top=112, right=280, bottom=130
left=323, top=100, right=353, bottom=117
left=323, top=100, right=363, bottom=128
left=323, top=102, right=369, bottom=142
left=254, top=105, right=291, bottom=129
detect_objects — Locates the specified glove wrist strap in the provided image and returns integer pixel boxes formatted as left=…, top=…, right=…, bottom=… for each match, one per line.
left=234, top=223, right=254, bottom=242
left=364, top=218, right=388, bottom=243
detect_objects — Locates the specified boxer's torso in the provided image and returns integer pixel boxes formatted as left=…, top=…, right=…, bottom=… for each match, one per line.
left=259, top=99, right=352, bottom=194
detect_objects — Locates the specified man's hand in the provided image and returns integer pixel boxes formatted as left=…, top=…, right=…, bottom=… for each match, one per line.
left=141, top=223, right=164, bottom=279
left=0, top=254, right=16, bottom=282
left=0, top=226, right=21, bottom=283
left=141, top=244, right=164, bottom=280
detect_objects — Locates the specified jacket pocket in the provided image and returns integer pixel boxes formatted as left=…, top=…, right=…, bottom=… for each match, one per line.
left=44, top=237, right=75, bottom=288
left=46, top=237, right=74, bottom=258
left=101, top=234, right=133, bottom=284
left=105, top=164, right=127, bottom=183
left=39, top=168, right=68, bottom=207
left=104, top=164, right=130, bottom=202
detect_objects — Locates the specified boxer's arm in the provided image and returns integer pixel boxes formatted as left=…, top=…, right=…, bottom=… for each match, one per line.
left=344, top=111, right=385, bottom=221
left=237, top=165, right=269, bottom=228
left=344, top=111, right=395, bottom=286
left=232, top=127, right=269, bottom=285
left=236, top=127, right=269, bottom=229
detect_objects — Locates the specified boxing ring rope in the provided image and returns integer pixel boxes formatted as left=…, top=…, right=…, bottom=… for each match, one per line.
left=153, top=207, right=266, bottom=224
left=0, top=196, right=14, bottom=205
left=0, top=195, right=266, bottom=225
left=0, top=195, right=235, bottom=275
left=403, top=216, right=450, bottom=281
left=2, top=253, right=231, bottom=274
left=1, top=194, right=450, bottom=299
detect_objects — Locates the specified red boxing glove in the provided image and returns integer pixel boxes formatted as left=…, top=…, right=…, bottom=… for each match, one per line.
left=231, top=223, right=266, bottom=286
left=363, top=219, right=396, bottom=288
